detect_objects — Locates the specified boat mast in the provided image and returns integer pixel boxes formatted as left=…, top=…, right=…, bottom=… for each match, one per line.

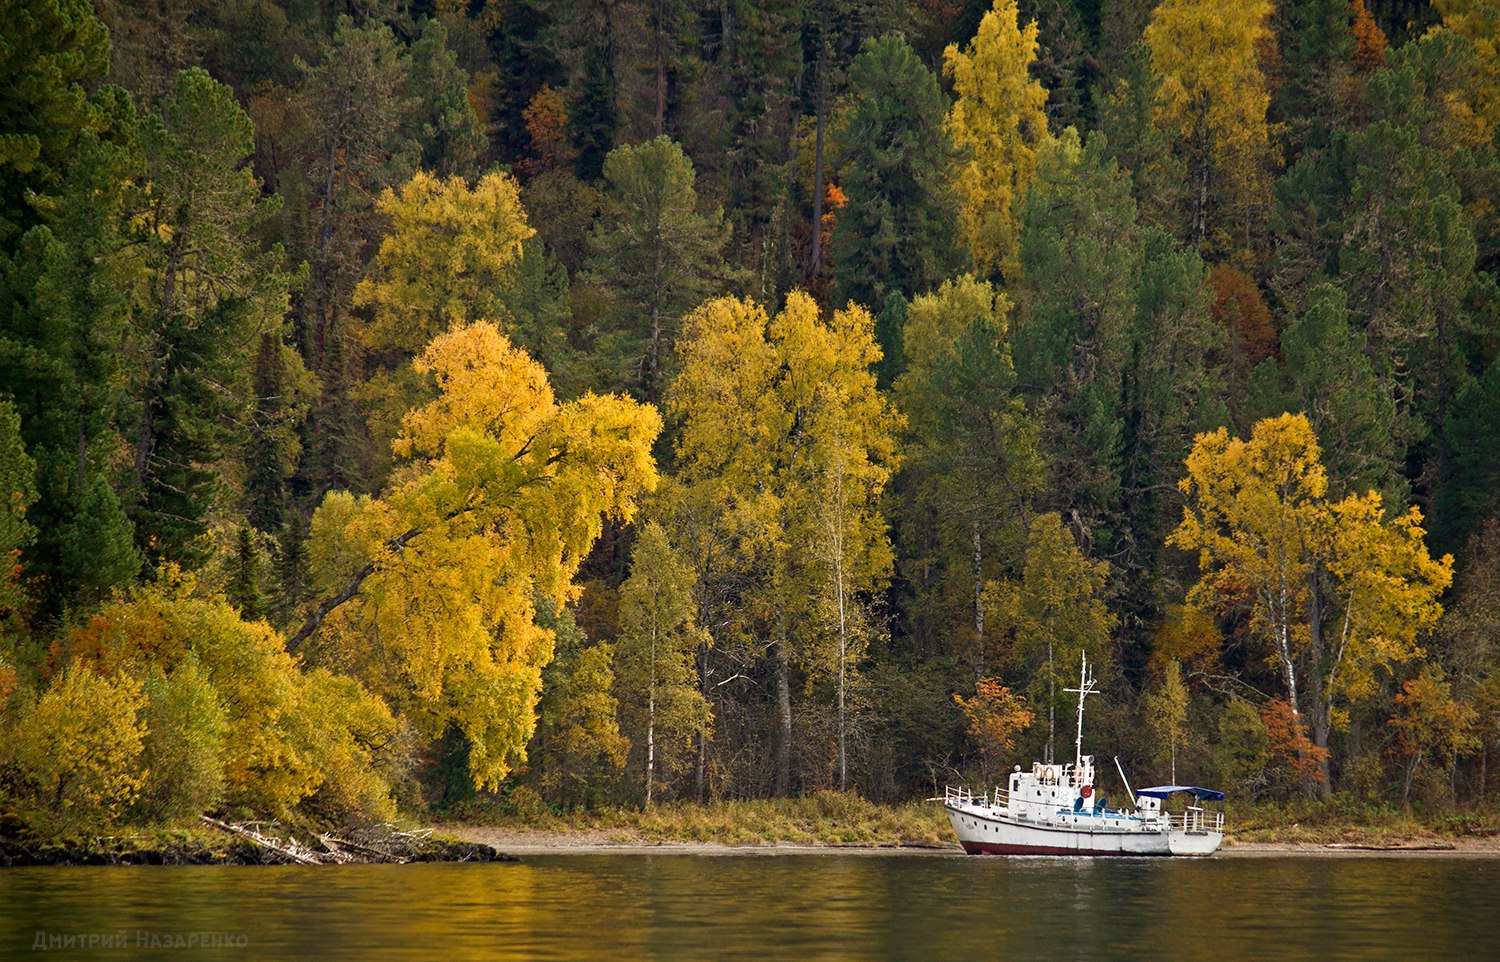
left=1063, top=653, right=1097, bottom=772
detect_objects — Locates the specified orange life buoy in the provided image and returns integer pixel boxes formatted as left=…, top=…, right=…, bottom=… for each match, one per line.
left=1081, top=784, right=1093, bottom=798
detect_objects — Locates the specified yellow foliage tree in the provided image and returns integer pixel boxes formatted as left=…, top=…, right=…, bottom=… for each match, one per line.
left=1144, top=661, right=1189, bottom=783
left=668, top=291, right=900, bottom=794
left=1431, top=1, right=1500, bottom=145
left=354, top=170, right=534, bottom=357
left=1169, top=413, right=1453, bottom=793
left=1145, top=0, right=1276, bottom=261
left=943, top=0, right=1051, bottom=280
left=68, top=572, right=401, bottom=820
left=302, top=321, right=660, bottom=789
left=616, top=522, right=712, bottom=806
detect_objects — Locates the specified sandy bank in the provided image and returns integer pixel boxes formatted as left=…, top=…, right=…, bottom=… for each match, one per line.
left=442, top=825, right=1500, bottom=858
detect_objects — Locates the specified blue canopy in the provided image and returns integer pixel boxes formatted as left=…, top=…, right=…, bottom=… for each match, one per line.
left=1137, top=785, right=1225, bottom=802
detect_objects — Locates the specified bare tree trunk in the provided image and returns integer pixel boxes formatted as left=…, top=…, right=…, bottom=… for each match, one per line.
left=653, top=0, right=667, bottom=137
left=76, top=421, right=88, bottom=491
left=834, top=485, right=848, bottom=793
left=1191, top=107, right=1210, bottom=251
left=1047, top=635, right=1055, bottom=764
left=1306, top=568, right=1333, bottom=797
left=646, top=616, right=658, bottom=807
left=774, top=631, right=792, bottom=797
left=973, top=521, right=984, bottom=680
left=695, top=635, right=709, bottom=801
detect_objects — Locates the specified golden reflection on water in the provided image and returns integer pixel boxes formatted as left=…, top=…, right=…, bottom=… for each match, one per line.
left=0, top=853, right=1492, bottom=961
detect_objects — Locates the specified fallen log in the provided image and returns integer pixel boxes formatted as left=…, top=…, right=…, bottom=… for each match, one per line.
left=200, top=816, right=324, bottom=865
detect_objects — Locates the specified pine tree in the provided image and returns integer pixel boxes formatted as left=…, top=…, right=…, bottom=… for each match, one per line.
left=0, top=399, right=36, bottom=637
left=0, top=83, right=142, bottom=612
left=295, top=15, right=413, bottom=366
left=0, top=0, right=110, bottom=242
left=1270, top=0, right=1356, bottom=167
left=894, top=275, right=1043, bottom=678
left=1014, top=131, right=1137, bottom=543
left=405, top=19, right=488, bottom=178
left=226, top=527, right=264, bottom=622
left=127, top=68, right=290, bottom=569
left=586, top=137, right=732, bottom=403
left=1246, top=284, right=1399, bottom=499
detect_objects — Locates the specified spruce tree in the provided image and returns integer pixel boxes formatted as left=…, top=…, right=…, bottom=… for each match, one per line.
left=832, top=33, right=960, bottom=309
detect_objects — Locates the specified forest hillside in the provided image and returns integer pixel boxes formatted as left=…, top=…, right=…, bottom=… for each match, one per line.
left=1, top=0, right=1498, bottom=839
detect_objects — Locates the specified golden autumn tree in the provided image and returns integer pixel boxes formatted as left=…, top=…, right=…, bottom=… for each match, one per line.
left=1431, top=0, right=1500, bottom=146
left=1169, top=414, right=1453, bottom=794
left=350, top=170, right=538, bottom=483
left=301, top=321, right=660, bottom=789
left=5, top=665, right=145, bottom=838
left=1144, top=661, right=1190, bottom=783
left=67, top=572, right=404, bottom=823
left=668, top=291, right=900, bottom=794
left=943, top=0, right=1051, bottom=280
left=354, top=171, right=534, bottom=356
left=1145, top=0, right=1276, bottom=261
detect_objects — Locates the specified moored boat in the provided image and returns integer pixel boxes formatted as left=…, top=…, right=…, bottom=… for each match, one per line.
left=942, top=655, right=1225, bottom=856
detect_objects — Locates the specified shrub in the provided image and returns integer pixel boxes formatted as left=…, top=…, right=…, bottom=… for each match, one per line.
left=67, top=573, right=406, bottom=825
left=296, top=670, right=405, bottom=826
left=6, top=666, right=146, bottom=838
left=134, top=655, right=228, bottom=823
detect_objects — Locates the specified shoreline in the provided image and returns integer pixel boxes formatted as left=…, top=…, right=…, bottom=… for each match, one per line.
left=441, top=825, right=1500, bottom=858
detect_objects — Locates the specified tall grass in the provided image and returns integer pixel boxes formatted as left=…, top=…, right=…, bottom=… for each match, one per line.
left=455, top=792, right=954, bottom=845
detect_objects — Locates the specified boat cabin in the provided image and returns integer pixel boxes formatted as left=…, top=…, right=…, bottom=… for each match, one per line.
left=1007, top=755, right=1101, bottom=819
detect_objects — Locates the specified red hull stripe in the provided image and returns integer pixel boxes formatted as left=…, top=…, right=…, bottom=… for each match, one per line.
left=958, top=840, right=1156, bottom=857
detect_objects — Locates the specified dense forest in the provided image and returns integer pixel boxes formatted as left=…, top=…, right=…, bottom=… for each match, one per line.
left=1, top=0, right=1498, bottom=839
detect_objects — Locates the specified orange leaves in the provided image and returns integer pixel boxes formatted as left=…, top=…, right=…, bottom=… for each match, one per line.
left=1259, top=697, right=1329, bottom=783
left=954, top=678, right=1034, bottom=763
left=521, top=85, right=576, bottom=175
left=1207, top=264, right=1277, bottom=367
left=0, top=662, right=15, bottom=712
left=1350, top=0, right=1388, bottom=73
left=1388, top=668, right=1478, bottom=764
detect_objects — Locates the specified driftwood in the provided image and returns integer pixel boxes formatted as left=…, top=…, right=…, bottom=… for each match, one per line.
left=200, top=816, right=324, bottom=864
left=197, top=817, right=510, bottom=865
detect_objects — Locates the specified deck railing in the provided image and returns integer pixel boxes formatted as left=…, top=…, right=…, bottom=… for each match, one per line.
left=1168, top=808, right=1225, bottom=834
left=943, top=785, right=1009, bottom=808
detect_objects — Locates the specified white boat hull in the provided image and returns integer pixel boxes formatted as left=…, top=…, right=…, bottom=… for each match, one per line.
left=946, top=801, right=1222, bottom=857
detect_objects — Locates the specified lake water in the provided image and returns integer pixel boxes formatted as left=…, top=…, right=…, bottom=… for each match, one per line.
left=1, top=852, right=1494, bottom=961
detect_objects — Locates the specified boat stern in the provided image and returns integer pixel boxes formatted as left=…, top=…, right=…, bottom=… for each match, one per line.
left=1167, top=829, right=1223, bottom=856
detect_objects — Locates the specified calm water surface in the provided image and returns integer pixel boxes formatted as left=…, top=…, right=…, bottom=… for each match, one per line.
left=1, top=853, right=1494, bottom=961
